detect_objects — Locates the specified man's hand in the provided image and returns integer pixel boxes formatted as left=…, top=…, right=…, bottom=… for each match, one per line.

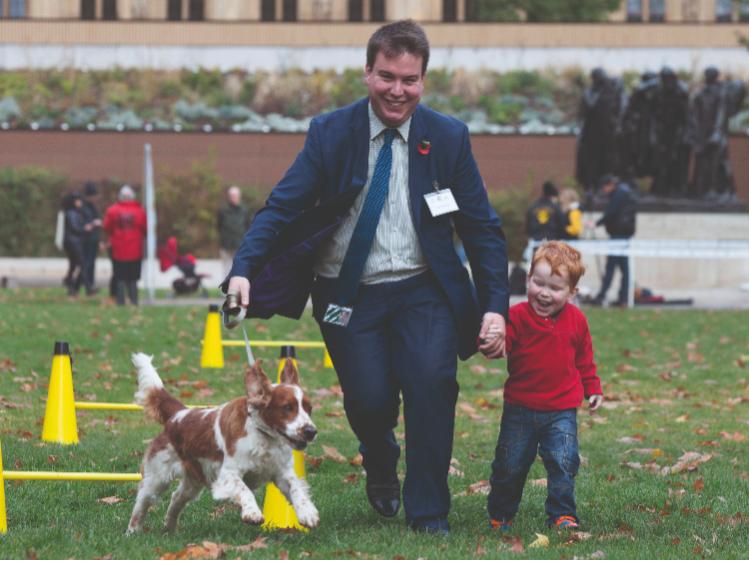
left=226, top=276, right=251, bottom=308
left=478, top=312, right=506, bottom=359
left=588, top=394, right=603, bottom=412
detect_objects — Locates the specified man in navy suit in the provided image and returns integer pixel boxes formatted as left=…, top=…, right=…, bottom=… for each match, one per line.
left=225, top=20, right=508, bottom=534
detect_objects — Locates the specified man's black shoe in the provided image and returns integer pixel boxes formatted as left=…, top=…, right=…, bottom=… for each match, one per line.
left=408, top=516, right=450, bottom=536
left=365, top=478, right=400, bottom=518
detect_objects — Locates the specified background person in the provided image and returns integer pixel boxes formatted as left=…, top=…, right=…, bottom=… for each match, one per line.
left=559, top=188, right=582, bottom=240
left=103, top=185, right=147, bottom=306
left=224, top=19, right=509, bottom=535
left=81, top=181, right=102, bottom=295
left=62, top=192, right=91, bottom=296
left=217, top=185, right=250, bottom=277
left=526, top=181, right=566, bottom=243
left=592, top=174, right=637, bottom=307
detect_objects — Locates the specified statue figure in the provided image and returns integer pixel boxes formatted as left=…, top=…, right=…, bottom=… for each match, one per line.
left=650, top=67, right=691, bottom=197
left=620, top=71, right=658, bottom=182
left=576, top=68, right=624, bottom=193
left=690, top=67, right=747, bottom=201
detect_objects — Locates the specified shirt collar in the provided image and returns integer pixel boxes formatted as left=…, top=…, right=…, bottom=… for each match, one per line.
left=368, top=103, right=410, bottom=143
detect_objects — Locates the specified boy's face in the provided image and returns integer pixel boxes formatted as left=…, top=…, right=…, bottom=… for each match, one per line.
left=527, top=260, right=577, bottom=318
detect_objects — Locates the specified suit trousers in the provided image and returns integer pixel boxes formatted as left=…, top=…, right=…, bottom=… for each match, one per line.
left=311, top=271, right=458, bottom=522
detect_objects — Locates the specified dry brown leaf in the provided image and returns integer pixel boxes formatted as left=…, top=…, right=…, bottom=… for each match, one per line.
left=693, top=477, right=705, bottom=492
left=349, top=453, right=363, bottom=467
left=467, top=480, right=491, bottom=495
left=97, top=496, right=124, bottom=505
left=720, top=431, right=746, bottom=442
left=662, top=452, right=712, bottom=475
left=448, top=465, right=464, bottom=477
left=675, top=414, right=689, bottom=423
left=475, top=536, right=486, bottom=556
left=231, top=536, right=268, bottom=553
left=616, top=363, right=637, bottom=373
left=470, top=364, right=488, bottom=374
left=322, top=445, right=347, bottom=463
left=501, top=535, right=524, bottom=553
left=342, top=473, right=359, bottom=485
left=529, top=478, right=547, bottom=487
left=160, top=541, right=226, bottom=560
left=591, top=550, right=606, bottom=559
left=569, top=531, right=592, bottom=541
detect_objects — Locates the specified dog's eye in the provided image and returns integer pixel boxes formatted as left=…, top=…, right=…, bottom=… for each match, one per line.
left=284, top=404, right=294, bottom=413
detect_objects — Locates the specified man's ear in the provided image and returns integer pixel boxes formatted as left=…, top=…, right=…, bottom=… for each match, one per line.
left=245, top=361, right=272, bottom=410
left=279, top=360, right=300, bottom=386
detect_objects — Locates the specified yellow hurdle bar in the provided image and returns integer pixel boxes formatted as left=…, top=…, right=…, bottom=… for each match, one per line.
left=3, top=471, right=142, bottom=482
left=74, top=401, right=211, bottom=411
left=221, top=340, right=326, bottom=349
left=75, top=402, right=143, bottom=411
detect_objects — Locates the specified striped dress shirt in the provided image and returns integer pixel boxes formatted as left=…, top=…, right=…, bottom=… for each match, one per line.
left=314, top=104, right=427, bottom=284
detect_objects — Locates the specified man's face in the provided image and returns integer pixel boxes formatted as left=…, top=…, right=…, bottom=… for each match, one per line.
left=365, top=51, right=424, bottom=128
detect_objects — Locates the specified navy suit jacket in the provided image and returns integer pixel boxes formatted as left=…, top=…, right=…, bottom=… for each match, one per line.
left=225, top=98, right=509, bottom=360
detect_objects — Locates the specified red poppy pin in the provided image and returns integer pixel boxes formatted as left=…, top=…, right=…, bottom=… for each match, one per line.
left=417, top=139, right=431, bottom=155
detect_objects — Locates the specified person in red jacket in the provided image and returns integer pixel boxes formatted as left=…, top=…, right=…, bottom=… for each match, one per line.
left=103, top=185, right=147, bottom=306
left=487, top=241, right=603, bottom=532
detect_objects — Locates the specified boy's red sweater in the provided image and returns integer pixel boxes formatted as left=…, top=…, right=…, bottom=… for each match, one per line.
left=504, top=301, right=602, bottom=411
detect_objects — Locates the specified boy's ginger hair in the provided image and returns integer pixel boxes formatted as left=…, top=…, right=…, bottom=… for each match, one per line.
left=530, top=241, right=586, bottom=289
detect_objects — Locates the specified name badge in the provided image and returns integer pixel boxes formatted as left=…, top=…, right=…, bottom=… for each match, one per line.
left=424, top=189, right=459, bottom=217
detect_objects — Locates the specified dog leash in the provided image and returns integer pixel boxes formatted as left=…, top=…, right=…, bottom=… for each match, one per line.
left=221, top=294, right=255, bottom=367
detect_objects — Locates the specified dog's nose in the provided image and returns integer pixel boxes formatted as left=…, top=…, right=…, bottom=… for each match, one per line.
left=303, top=425, right=317, bottom=442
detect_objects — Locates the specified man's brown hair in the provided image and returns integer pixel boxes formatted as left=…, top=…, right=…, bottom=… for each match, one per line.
left=530, top=241, right=586, bottom=289
left=366, top=19, right=430, bottom=75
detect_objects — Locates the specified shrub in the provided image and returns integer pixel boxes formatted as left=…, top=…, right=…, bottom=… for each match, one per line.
left=488, top=184, right=535, bottom=263
left=0, top=166, right=70, bottom=256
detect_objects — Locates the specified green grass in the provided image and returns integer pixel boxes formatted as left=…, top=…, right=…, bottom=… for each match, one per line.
left=1, top=288, right=748, bottom=559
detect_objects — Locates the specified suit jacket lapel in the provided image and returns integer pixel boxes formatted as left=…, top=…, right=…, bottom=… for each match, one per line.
left=408, top=105, right=431, bottom=231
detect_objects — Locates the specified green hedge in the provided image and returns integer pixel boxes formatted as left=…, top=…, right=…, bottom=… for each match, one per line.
left=1, top=162, right=545, bottom=265
left=0, top=163, right=264, bottom=258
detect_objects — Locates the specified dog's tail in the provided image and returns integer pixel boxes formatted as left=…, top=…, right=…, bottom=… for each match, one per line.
left=131, top=352, right=185, bottom=425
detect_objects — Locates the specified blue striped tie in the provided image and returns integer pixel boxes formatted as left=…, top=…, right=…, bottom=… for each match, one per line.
left=324, top=128, right=395, bottom=325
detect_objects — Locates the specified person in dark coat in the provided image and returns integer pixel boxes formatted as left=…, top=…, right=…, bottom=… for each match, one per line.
left=620, top=71, right=658, bottom=182
left=81, top=181, right=102, bottom=294
left=62, top=192, right=93, bottom=296
left=223, top=20, right=509, bottom=535
left=526, top=181, right=566, bottom=242
left=217, top=185, right=250, bottom=277
left=592, top=175, right=637, bottom=307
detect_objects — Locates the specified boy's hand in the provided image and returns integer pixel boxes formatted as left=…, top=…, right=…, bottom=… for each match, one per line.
left=478, top=312, right=505, bottom=358
left=588, top=394, right=603, bottom=412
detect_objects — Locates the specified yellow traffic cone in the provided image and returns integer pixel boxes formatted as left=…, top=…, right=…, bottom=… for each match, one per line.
left=0, top=438, right=7, bottom=533
left=41, top=341, right=79, bottom=445
left=323, top=348, right=333, bottom=369
left=200, top=305, right=224, bottom=368
left=262, top=346, right=307, bottom=532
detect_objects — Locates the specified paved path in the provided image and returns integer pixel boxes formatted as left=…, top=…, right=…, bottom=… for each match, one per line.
left=2, top=257, right=748, bottom=310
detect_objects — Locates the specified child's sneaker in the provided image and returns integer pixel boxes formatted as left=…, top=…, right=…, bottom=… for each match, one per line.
left=489, top=518, right=513, bottom=532
left=553, top=515, right=579, bottom=529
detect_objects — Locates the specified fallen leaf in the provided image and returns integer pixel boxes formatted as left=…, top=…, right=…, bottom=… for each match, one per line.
left=475, top=536, right=486, bottom=556
left=470, top=364, right=488, bottom=374
left=349, top=453, right=363, bottom=467
left=662, top=452, right=712, bottom=475
left=342, top=473, right=359, bottom=485
left=616, top=435, right=645, bottom=444
left=720, top=431, right=746, bottom=442
left=529, top=478, right=547, bottom=487
left=322, top=445, right=347, bottom=463
left=466, top=480, right=491, bottom=495
left=693, top=477, right=705, bottom=492
left=675, top=414, right=689, bottom=423
left=160, top=541, right=225, bottom=560
left=616, top=363, right=637, bottom=373
left=569, top=531, right=592, bottom=541
left=591, top=550, right=606, bottom=559
left=231, top=536, right=268, bottom=553
left=97, top=496, right=124, bottom=505
left=448, top=465, right=464, bottom=477
left=528, top=533, right=549, bottom=548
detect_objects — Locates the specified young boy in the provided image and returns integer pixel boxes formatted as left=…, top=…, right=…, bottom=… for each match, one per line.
left=487, top=240, right=603, bottom=531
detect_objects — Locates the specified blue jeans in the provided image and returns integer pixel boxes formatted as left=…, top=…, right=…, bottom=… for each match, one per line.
left=487, top=403, right=580, bottom=525
left=597, top=254, right=628, bottom=305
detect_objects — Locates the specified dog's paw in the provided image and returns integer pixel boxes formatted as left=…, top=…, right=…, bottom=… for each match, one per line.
left=296, top=503, right=320, bottom=529
left=125, top=526, right=139, bottom=536
left=241, top=511, right=265, bottom=526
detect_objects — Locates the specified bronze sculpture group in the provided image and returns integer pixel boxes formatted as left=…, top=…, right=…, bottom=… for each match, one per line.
left=576, top=67, right=746, bottom=202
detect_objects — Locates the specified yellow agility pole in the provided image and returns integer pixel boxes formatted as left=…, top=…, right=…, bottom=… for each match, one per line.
left=221, top=340, right=326, bottom=349
left=3, top=471, right=142, bottom=482
left=1, top=439, right=7, bottom=533
left=261, top=346, right=308, bottom=532
left=200, top=304, right=225, bottom=368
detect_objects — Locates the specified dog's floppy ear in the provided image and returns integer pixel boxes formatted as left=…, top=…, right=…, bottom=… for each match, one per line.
left=245, top=361, right=272, bottom=410
left=279, top=359, right=300, bottom=386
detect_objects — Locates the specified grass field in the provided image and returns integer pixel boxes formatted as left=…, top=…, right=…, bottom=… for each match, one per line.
left=1, top=288, right=748, bottom=559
